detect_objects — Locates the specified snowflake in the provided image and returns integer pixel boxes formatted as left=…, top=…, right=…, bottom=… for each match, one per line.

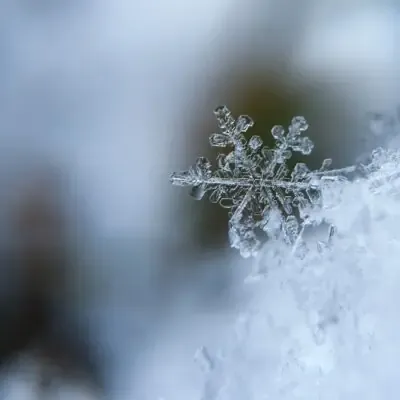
left=170, top=106, right=359, bottom=258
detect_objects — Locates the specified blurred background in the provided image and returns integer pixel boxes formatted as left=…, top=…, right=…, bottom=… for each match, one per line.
left=0, top=0, right=399, bottom=398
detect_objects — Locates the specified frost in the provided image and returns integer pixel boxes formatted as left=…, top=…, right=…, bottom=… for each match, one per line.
left=193, top=156, right=400, bottom=397
left=170, top=105, right=358, bottom=257
left=193, top=161, right=400, bottom=399
left=170, top=106, right=400, bottom=399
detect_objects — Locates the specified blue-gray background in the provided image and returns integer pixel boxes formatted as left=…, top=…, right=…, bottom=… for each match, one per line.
left=0, top=1, right=399, bottom=398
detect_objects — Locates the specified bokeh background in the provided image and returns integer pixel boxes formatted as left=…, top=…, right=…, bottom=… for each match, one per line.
left=0, top=0, right=399, bottom=398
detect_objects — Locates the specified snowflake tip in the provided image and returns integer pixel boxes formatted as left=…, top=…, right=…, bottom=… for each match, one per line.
left=213, top=105, right=230, bottom=118
left=235, top=115, right=254, bottom=133
left=291, top=116, right=309, bottom=131
left=298, top=137, right=314, bottom=155
left=209, top=133, right=231, bottom=147
left=169, top=171, right=191, bottom=186
left=271, top=125, right=285, bottom=140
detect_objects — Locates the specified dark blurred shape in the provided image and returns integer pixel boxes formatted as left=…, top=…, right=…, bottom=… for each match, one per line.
left=0, top=166, right=104, bottom=396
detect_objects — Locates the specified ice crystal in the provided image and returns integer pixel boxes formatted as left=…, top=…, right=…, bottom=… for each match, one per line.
left=191, top=155, right=400, bottom=399
left=170, top=106, right=358, bottom=257
left=169, top=106, right=400, bottom=400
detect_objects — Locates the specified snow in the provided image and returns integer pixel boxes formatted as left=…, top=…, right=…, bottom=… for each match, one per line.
left=2, top=1, right=400, bottom=399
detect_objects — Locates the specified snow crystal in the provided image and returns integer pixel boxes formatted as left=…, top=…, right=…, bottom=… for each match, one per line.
left=170, top=105, right=358, bottom=257
left=170, top=106, right=400, bottom=399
